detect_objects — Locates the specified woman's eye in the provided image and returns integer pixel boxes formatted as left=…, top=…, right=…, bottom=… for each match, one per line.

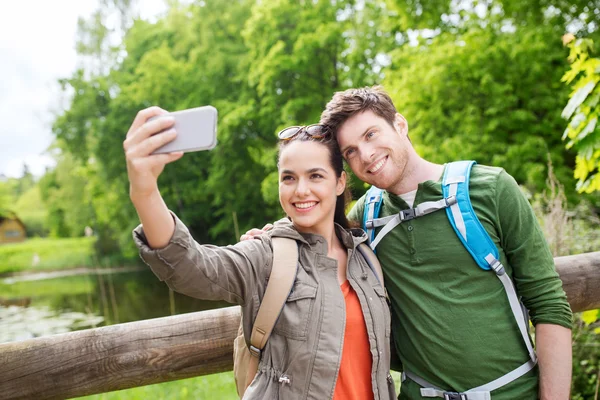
left=311, top=174, right=324, bottom=179
left=281, top=175, right=294, bottom=181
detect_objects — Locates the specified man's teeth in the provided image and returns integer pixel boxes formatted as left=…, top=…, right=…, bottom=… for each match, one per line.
left=296, top=202, right=317, bottom=209
left=369, top=158, right=386, bottom=173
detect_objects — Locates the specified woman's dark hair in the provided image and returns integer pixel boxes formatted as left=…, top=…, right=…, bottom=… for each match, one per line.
left=278, top=130, right=352, bottom=229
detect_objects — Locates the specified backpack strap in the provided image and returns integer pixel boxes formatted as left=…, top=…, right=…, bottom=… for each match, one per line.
left=357, top=243, right=387, bottom=297
left=363, top=187, right=456, bottom=251
left=245, top=237, right=298, bottom=389
left=402, top=161, right=537, bottom=398
left=363, top=186, right=384, bottom=244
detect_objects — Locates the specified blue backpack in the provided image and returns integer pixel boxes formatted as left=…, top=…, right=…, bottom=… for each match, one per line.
left=363, top=160, right=537, bottom=400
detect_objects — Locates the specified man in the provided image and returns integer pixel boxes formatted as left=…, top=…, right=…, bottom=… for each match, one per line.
left=244, top=86, right=572, bottom=399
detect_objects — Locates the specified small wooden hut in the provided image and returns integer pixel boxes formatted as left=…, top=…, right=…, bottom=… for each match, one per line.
left=0, top=213, right=26, bottom=244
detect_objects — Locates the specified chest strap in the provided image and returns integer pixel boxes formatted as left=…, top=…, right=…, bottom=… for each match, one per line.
left=402, top=354, right=537, bottom=400
left=367, top=196, right=457, bottom=250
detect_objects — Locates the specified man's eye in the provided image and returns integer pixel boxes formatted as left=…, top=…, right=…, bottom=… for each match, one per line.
left=282, top=175, right=294, bottom=181
left=345, top=149, right=355, bottom=157
left=366, top=130, right=376, bottom=139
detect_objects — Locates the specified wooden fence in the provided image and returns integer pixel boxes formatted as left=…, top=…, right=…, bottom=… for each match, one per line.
left=1, top=251, right=599, bottom=400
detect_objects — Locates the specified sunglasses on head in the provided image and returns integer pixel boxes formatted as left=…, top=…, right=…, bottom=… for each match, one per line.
left=277, top=124, right=330, bottom=140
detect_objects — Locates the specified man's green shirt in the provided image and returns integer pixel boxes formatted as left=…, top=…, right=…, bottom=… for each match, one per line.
left=348, top=165, right=572, bottom=400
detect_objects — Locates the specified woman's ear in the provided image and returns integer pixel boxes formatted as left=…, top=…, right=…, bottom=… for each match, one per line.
left=336, top=171, right=347, bottom=196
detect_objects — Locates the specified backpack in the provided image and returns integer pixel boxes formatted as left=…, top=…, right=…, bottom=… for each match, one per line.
left=362, top=160, right=537, bottom=399
left=233, top=236, right=386, bottom=398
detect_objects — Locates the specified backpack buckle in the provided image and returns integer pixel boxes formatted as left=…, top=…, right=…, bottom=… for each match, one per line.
left=443, top=392, right=468, bottom=400
left=365, top=220, right=374, bottom=229
left=249, top=345, right=261, bottom=358
left=399, top=208, right=416, bottom=221
left=445, top=195, right=457, bottom=206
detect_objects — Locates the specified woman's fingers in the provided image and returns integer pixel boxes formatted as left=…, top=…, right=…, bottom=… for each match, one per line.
left=124, top=116, right=175, bottom=153
left=135, top=127, right=178, bottom=157
left=126, top=106, right=168, bottom=139
left=240, top=227, right=269, bottom=241
left=261, top=223, right=274, bottom=231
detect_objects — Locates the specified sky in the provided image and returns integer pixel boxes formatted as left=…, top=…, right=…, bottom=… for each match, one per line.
left=0, top=0, right=167, bottom=179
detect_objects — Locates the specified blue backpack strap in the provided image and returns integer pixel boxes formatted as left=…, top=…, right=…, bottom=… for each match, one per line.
left=440, top=161, right=537, bottom=374
left=442, top=161, right=500, bottom=271
left=404, top=162, right=538, bottom=397
left=362, top=186, right=384, bottom=244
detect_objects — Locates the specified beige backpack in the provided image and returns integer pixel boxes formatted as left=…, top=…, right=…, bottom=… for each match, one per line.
left=232, top=237, right=385, bottom=398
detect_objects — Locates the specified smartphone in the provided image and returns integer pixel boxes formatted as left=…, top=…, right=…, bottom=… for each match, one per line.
left=151, top=106, right=218, bottom=154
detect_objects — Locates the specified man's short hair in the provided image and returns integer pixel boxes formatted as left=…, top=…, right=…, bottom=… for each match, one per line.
left=319, top=85, right=398, bottom=137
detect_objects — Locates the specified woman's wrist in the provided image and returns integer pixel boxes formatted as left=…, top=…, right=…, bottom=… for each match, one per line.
left=130, top=185, right=160, bottom=205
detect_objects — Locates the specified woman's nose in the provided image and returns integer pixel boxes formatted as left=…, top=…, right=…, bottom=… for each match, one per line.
left=295, top=179, right=311, bottom=196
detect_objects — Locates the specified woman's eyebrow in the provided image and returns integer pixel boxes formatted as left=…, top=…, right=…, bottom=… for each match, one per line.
left=307, top=167, right=328, bottom=174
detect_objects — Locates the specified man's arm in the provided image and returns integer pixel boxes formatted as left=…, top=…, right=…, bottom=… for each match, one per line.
left=536, top=323, right=572, bottom=400
left=492, top=168, right=573, bottom=398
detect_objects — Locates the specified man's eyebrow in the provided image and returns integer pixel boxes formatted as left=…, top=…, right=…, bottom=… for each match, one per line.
left=340, top=125, right=378, bottom=154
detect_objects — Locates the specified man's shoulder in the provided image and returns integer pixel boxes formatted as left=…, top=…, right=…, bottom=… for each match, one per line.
left=470, top=163, right=505, bottom=181
left=468, top=163, right=516, bottom=194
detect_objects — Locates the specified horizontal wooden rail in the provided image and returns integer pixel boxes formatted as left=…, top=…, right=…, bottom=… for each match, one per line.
left=1, top=251, right=599, bottom=399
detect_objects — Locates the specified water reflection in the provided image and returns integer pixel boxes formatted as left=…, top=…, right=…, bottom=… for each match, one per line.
left=0, top=306, right=105, bottom=342
left=0, top=269, right=229, bottom=344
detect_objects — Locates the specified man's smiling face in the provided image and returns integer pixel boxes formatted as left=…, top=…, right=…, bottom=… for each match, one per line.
left=336, top=110, right=411, bottom=192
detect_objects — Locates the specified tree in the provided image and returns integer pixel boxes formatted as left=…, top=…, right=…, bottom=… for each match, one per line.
left=383, top=25, right=579, bottom=199
left=562, top=35, right=600, bottom=193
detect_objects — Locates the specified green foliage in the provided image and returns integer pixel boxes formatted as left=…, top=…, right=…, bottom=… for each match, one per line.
left=13, top=185, right=49, bottom=237
left=562, top=36, right=600, bottom=193
left=0, top=237, right=96, bottom=275
left=384, top=25, right=580, bottom=200
left=571, top=310, right=600, bottom=400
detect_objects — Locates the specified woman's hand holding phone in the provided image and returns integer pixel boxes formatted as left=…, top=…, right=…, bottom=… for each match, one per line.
left=123, top=106, right=184, bottom=200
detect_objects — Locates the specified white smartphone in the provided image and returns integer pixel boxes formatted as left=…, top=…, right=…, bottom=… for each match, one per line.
left=151, top=106, right=218, bottom=154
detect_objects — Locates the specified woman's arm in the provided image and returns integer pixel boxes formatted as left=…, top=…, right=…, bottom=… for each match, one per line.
left=124, top=106, right=183, bottom=248
left=124, top=107, right=273, bottom=305
left=133, top=213, right=273, bottom=305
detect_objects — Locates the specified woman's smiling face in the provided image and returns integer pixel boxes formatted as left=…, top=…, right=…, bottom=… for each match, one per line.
left=278, top=140, right=346, bottom=235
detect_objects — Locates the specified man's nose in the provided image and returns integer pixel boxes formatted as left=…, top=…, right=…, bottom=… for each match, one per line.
left=360, top=144, right=376, bottom=164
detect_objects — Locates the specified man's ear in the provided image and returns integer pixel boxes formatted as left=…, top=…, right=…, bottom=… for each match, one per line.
left=336, top=171, right=347, bottom=196
left=395, top=113, right=409, bottom=136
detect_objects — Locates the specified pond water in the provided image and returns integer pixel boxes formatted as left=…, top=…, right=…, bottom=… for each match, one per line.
left=0, top=268, right=229, bottom=343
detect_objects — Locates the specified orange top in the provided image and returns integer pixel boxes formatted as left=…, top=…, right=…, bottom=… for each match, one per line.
left=333, top=280, right=374, bottom=400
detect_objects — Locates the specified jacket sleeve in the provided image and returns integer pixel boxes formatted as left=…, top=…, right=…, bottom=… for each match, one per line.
left=132, top=211, right=272, bottom=306
left=494, top=170, right=573, bottom=329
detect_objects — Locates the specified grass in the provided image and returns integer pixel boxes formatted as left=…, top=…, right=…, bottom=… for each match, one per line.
left=0, top=237, right=96, bottom=275
left=79, top=372, right=238, bottom=400
left=0, top=275, right=94, bottom=298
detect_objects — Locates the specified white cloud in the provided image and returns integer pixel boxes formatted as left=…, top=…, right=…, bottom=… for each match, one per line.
left=0, top=0, right=167, bottom=178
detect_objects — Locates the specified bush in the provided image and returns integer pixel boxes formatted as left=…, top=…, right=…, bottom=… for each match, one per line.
left=571, top=310, right=600, bottom=400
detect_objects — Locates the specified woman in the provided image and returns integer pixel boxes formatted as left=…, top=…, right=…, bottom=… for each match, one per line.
left=124, top=107, right=396, bottom=399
